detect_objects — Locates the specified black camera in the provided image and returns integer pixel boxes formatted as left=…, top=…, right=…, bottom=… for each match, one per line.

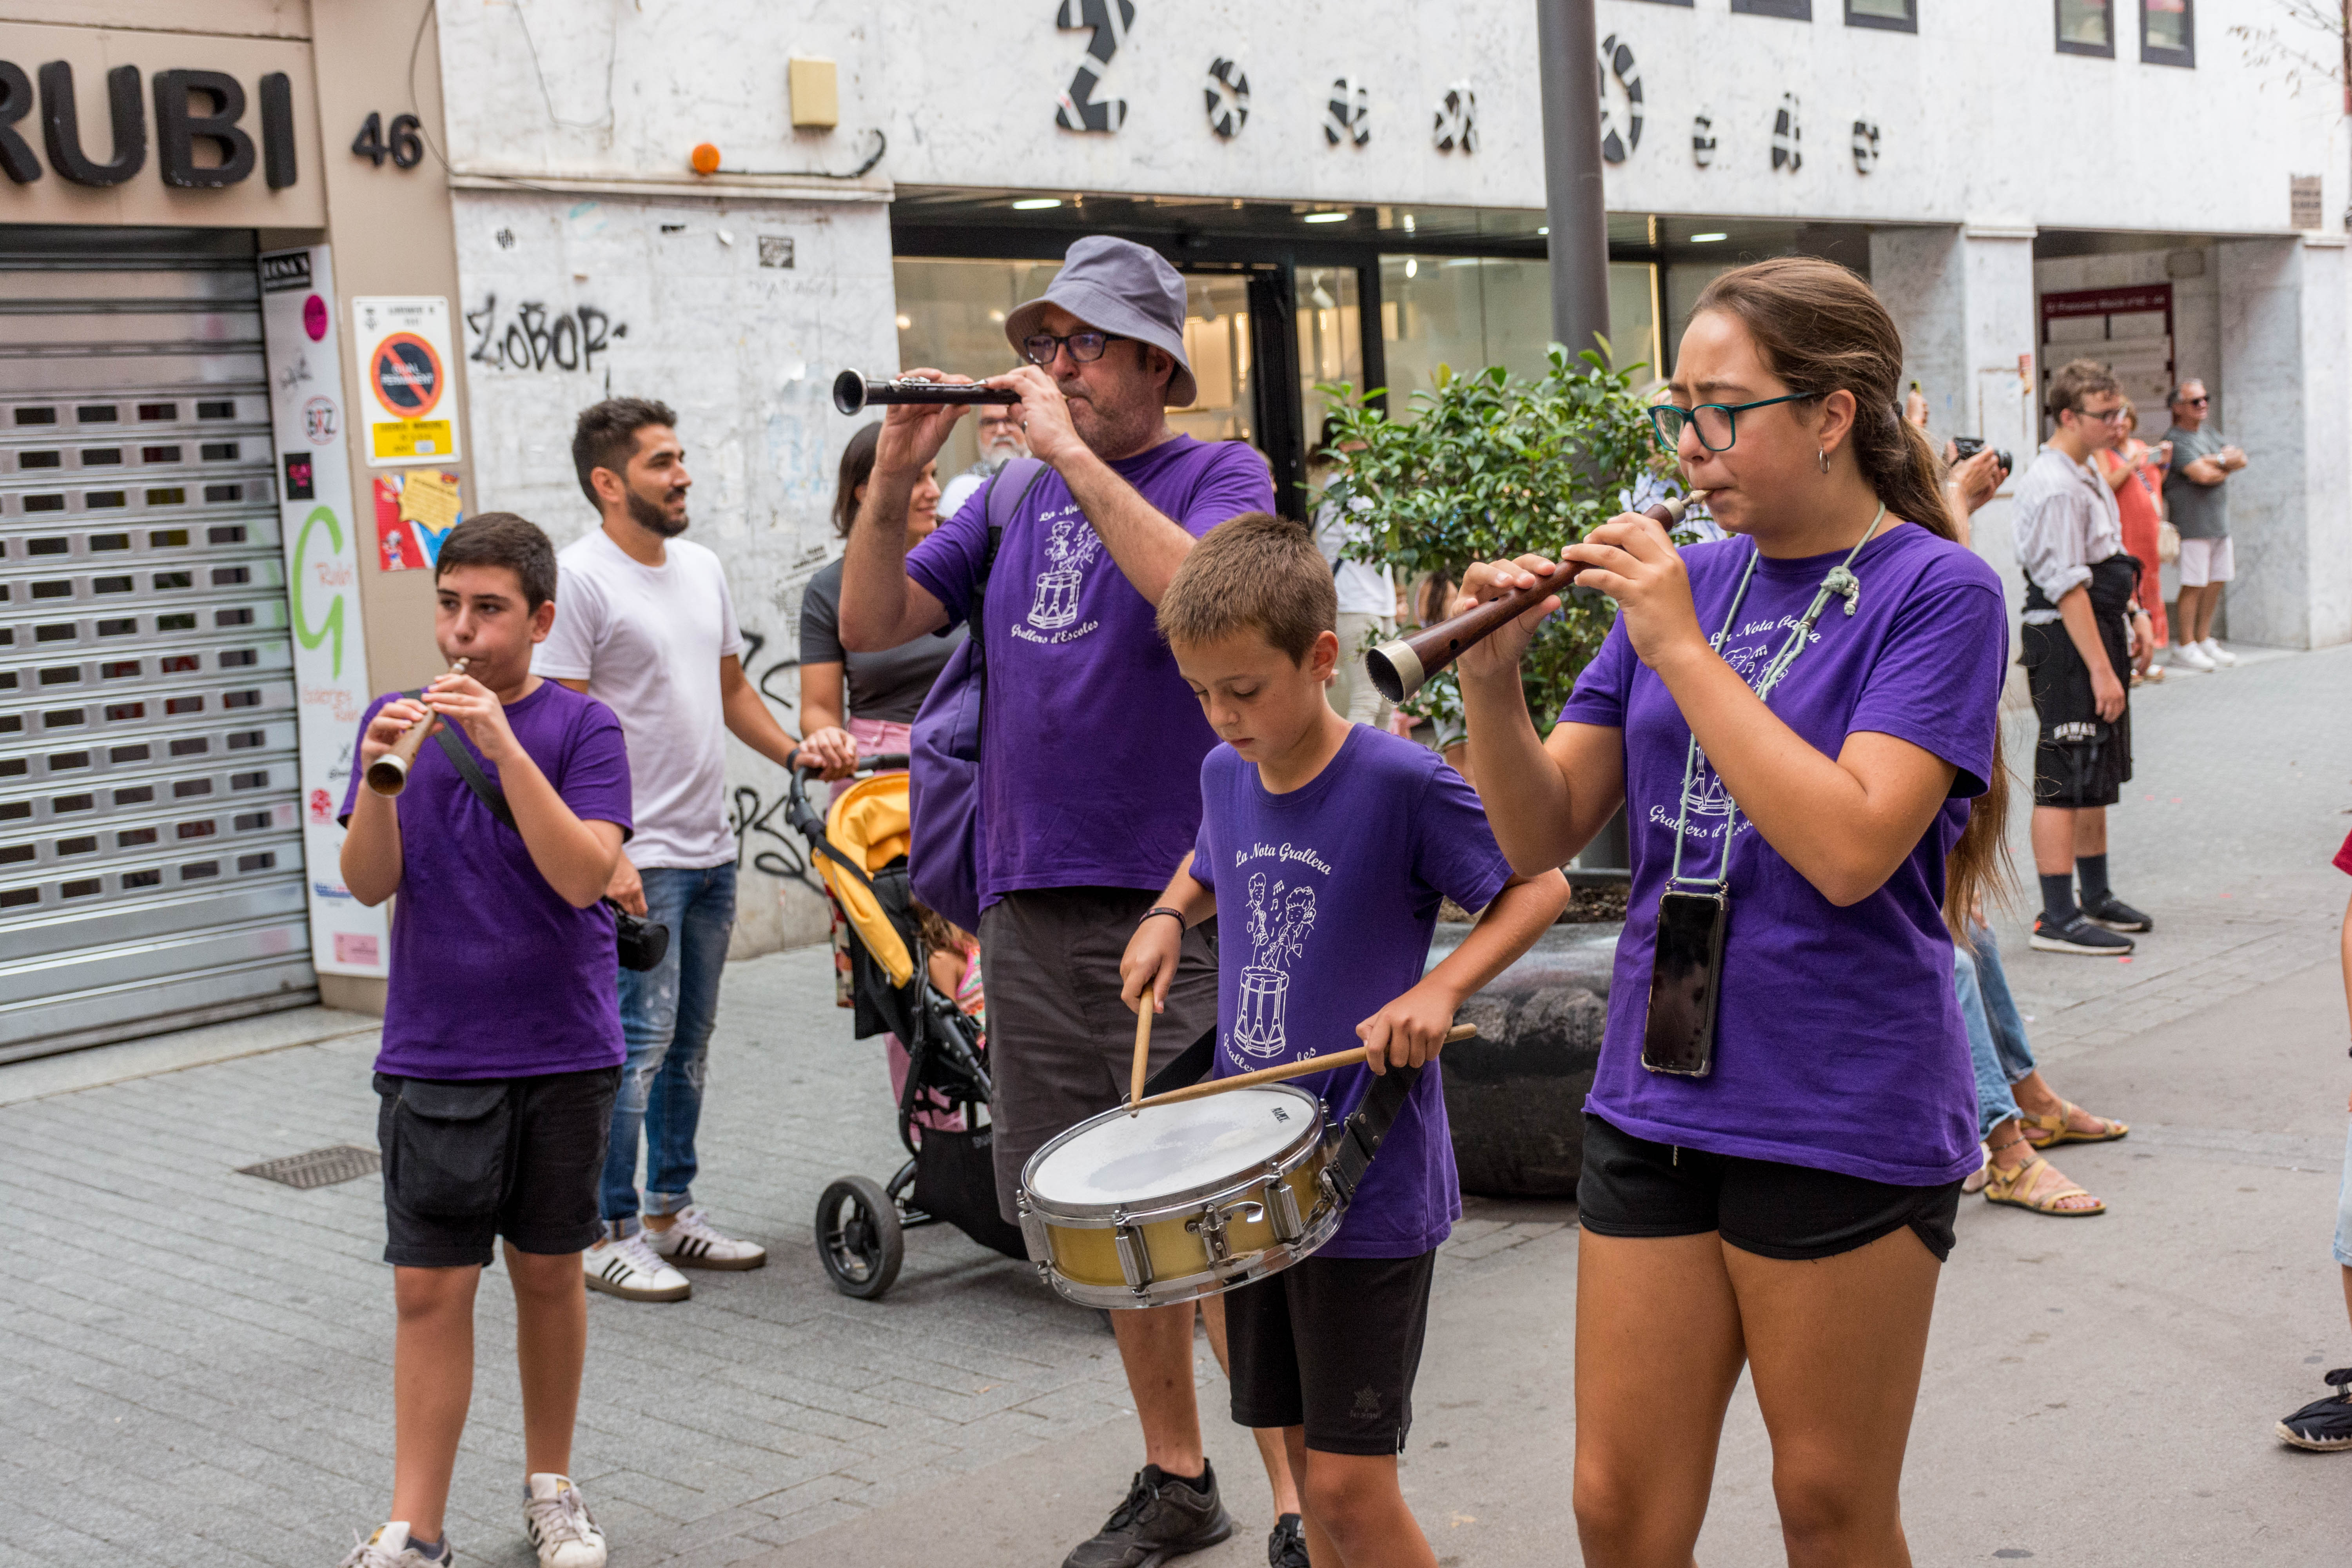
left=1951, top=435, right=2013, bottom=477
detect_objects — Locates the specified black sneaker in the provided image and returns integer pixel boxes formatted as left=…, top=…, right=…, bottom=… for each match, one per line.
left=2029, top=914, right=2136, bottom=956
left=2081, top=893, right=2153, bottom=933
left=2277, top=1368, right=2352, bottom=1451
left=1062, top=1461, right=1234, bottom=1568
left=1268, top=1512, right=1308, bottom=1568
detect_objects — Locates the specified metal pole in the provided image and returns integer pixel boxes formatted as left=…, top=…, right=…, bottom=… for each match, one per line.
left=1537, top=0, right=1612, bottom=361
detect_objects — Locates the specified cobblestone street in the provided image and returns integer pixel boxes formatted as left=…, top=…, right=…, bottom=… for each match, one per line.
left=5, top=645, right=2348, bottom=1568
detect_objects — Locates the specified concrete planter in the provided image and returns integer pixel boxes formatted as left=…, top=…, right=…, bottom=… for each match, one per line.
left=1425, top=923, right=1621, bottom=1198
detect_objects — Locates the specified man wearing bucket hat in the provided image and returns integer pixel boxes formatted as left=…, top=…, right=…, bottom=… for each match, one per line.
left=839, top=235, right=1276, bottom=1566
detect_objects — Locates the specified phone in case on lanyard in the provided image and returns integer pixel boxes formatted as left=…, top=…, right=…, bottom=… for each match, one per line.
left=1643, top=889, right=1728, bottom=1077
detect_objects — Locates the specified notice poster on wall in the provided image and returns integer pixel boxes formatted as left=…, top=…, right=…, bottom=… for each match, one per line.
left=351, top=295, right=463, bottom=467
left=259, top=247, right=392, bottom=978
left=374, top=470, right=465, bottom=571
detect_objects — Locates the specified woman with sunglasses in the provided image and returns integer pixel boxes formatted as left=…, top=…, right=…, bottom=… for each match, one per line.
left=1455, top=257, right=2009, bottom=1566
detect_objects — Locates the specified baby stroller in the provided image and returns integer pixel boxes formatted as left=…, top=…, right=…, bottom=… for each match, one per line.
left=785, top=756, right=1030, bottom=1299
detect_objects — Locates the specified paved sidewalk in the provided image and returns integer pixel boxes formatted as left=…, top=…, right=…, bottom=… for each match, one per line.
left=3, top=643, right=2347, bottom=1567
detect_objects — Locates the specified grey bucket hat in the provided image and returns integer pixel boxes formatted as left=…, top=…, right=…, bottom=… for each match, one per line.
left=1004, top=236, right=1198, bottom=409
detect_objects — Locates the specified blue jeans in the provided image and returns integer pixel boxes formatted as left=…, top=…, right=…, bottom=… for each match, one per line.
left=601, top=863, right=736, bottom=1233
left=1954, top=920, right=2038, bottom=1140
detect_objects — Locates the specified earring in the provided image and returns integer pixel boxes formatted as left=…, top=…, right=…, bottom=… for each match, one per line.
left=1818, top=448, right=1830, bottom=474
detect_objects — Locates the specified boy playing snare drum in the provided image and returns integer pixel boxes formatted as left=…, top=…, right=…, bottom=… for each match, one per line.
left=1122, top=513, right=1566, bottom=1568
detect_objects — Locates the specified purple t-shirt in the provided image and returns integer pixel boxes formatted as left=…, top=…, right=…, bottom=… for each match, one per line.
left=1187, top=726, right=1513, bottom=1257
left=339, top=680, right=634, bottom=1080
left=1559, top=523, right=2007, bottom=1187
left=906, top=436, right=1275, bottom=906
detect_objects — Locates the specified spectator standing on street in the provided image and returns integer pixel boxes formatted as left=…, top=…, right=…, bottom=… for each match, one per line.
left=837, top=236, right=1278, bottom=1568
left=338, top=515, right=629, bottom=1568
left=2274, top=825, right=2352, bottom=1451
left=2098, top=399, right=2170, bottom=677
left=935, top=390, right=1030, bottom=521
left=1310, top=428, right=1397, bottom=727
left=2160, top=379, right=2248, bottom=671
left=800, top=420, right=964, bottom=781
left=2014, top=360, right=2156, bottom=956
left=536, top=399, right=854, bottom=1305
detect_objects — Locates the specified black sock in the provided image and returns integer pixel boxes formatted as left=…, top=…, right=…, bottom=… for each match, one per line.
left=2039, top=873, right=2080, bottom=927
left=2076, top=853, right=2111, bottom=907
left=408, top=1535, right=446, bottom=1563
left=1151, top=1463, right=1210, bottom=1493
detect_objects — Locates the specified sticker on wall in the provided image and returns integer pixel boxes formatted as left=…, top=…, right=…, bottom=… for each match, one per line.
left=1693, top=111, right=1716, bottom=169
left=1431, top=81, right=1477, bottom=154
left=1771, top=94, right=1801, bottom=173
left=1852, top=120, right=1880, bottom=174
left=352, top=296, right=462, bottom=466
left=1054, top=0, right=1134, bottom=133
left=1205, top=57, right=1249, bottom=138
left=1598, top=35, right=1642, bottom=164
left=1325, top=75, right=1369, bottom=146
left=373, top=469, right=463, bottom=572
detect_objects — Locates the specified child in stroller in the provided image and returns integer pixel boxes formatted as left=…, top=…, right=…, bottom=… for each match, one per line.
left=785, top=755, right=1029, bottom=1297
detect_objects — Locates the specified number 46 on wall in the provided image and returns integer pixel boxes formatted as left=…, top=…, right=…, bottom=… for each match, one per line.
left=350, top=112, right=425, bottom=170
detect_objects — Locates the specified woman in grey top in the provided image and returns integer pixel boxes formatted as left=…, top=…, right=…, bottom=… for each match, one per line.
left=799, top=421, right=967, bottom=776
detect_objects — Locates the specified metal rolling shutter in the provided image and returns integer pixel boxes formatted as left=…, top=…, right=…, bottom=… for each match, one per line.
left=0, top=227, right=314, bottom=1062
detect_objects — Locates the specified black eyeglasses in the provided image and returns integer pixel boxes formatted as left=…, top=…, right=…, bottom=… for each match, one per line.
left=2071, top=405, right=2129, bottom=423
left=1022, top=330, right=1128, bottom=367
left=2179, top=395, right=2211, bottom=407
left=1648, top=392, right=1816, bottom=453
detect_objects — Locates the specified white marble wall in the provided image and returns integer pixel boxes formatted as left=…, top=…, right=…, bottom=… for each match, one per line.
left=451, top=189, right=899, bottom=956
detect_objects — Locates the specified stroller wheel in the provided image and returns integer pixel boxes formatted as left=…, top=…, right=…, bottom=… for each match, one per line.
left=815, top=1175, right=904, bottom=1299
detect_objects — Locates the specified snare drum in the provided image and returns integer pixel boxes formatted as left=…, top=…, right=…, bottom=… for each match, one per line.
left=1017, top=1084, right=1342, bottom=1309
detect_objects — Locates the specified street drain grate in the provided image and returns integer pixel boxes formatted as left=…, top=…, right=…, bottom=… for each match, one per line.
left=237, top=1145, right=381, bottom=1190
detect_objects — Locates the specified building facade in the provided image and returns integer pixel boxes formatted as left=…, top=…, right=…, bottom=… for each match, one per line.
left=5, top=0, right=2342, bottom=1056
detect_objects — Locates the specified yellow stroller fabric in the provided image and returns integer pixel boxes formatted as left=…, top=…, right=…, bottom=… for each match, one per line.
left=820, top=772, right=916, bottom=989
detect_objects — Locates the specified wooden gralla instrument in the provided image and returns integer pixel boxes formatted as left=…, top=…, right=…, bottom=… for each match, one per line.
left=1365, top=491, right=1710, bottom=703
left=363, top=659, right=466, bottom=797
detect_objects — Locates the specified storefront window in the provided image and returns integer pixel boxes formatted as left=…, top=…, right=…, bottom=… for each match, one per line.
left=1296, top=265, right=1362, bottom=446
left=1172, top=274, right=1255, bottom=446
left=1378, top=256, right=1661, bottom=417
left=2056, top=0, right=2115, bottom=56
left=1845, top=0, right=1916, bottom=30
left=2141, top=0, right=2192, bottom=66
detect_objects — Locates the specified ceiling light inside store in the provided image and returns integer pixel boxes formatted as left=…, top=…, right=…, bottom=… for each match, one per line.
left=895, top=314, right=912, bottom=330
left=1404, top=258, right=1418, bottom=278
left=1537, top=227, right=1549, bottom=235
left=1011, top=197, right=1063, bottom=211
left=1690, top=232, right=1729, bottom=243
left=1304, top=211, right=1347, bottom=223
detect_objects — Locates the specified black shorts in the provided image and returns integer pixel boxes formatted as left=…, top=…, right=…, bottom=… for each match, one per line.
left=1225, top=1250, right=1437, bottom=1455
left=375, top=1067, right=621, bottom=1268
left=2022, top=557, right=2137, bottom=809
left=1576, top=1113, right=1961, bottom=1263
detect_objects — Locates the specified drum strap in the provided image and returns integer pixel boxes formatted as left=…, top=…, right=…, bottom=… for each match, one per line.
left=1324, top=1062, right=1424, bottom=1209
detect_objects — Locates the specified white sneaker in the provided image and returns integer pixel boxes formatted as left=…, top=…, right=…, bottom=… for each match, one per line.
left=644, top=1205, right=768, bottom=1270
left=524, top=1475, right=607, bottom=1568
left=336, top=1523, right=450, bottom=1567
left=2171, top=641, right=2215, bottom=672
left=2201, top=637, right=2237, bottom=666
left=583, top=1230, right=690, bottom=1302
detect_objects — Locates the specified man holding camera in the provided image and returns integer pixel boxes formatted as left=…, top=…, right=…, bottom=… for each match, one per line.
left=2160, top=378, right=2249, bottom=671
left=2014, top=360, right=2157, bottom=957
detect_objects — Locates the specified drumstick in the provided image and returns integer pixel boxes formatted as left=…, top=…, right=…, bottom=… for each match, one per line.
left=1132, top=1024, right=1477, bottom=1111
left=1128, top=999, right=1153, bottom=1117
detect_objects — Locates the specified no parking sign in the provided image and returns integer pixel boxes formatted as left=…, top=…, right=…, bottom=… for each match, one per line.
left=351, top=296, right=463, bottom=466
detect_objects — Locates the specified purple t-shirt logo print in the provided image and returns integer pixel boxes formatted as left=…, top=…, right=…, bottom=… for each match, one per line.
left=1235, top=870, right=1318, bottom=1060
left=1028, top=510, right=1103, bottom=631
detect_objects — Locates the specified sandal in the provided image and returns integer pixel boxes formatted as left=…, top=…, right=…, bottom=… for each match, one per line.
left=1982, top=1152, right=2105, bottom=1216
left=2020, top=1098, right=2128, bottom=1149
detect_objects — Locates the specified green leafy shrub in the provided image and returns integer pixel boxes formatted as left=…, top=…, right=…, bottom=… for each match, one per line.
left=1319, top=345, right=1659, bottom=737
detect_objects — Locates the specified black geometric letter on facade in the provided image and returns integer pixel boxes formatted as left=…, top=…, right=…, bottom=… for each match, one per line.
left=1598, top=34, right=1642, bottom=164
left=1692, top=111, right=1716, bottom=169
left=1325, top=75, right=1369, bottom=146
left=1205, top=57, right=1248, bottom=138
left=1771, top=93, right=1800, bottom=173
left=40, top=61, right=145, bottom=187
left=1851, top=119, right=1880, bottom=174
left=1054, top=0, right=1135, bottom=134
left=155, top=69, right=255, bottom=189
left=1431, top=81, right=1477, bottom=154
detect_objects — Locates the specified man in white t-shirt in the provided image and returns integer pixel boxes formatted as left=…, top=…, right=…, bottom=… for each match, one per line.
left=934, top=389, right=1030, bottom=521
left=535, top=397, right=854, bottom=1303
left=1308, top=441, right=1396, bottom=727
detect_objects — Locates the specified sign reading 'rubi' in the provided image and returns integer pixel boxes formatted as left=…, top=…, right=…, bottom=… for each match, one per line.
left=0, top=59, right=298, bottom=189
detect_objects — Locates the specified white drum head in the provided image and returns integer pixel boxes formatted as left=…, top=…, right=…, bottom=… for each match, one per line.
left=1029, top=1087, right=1312, bottom=1210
